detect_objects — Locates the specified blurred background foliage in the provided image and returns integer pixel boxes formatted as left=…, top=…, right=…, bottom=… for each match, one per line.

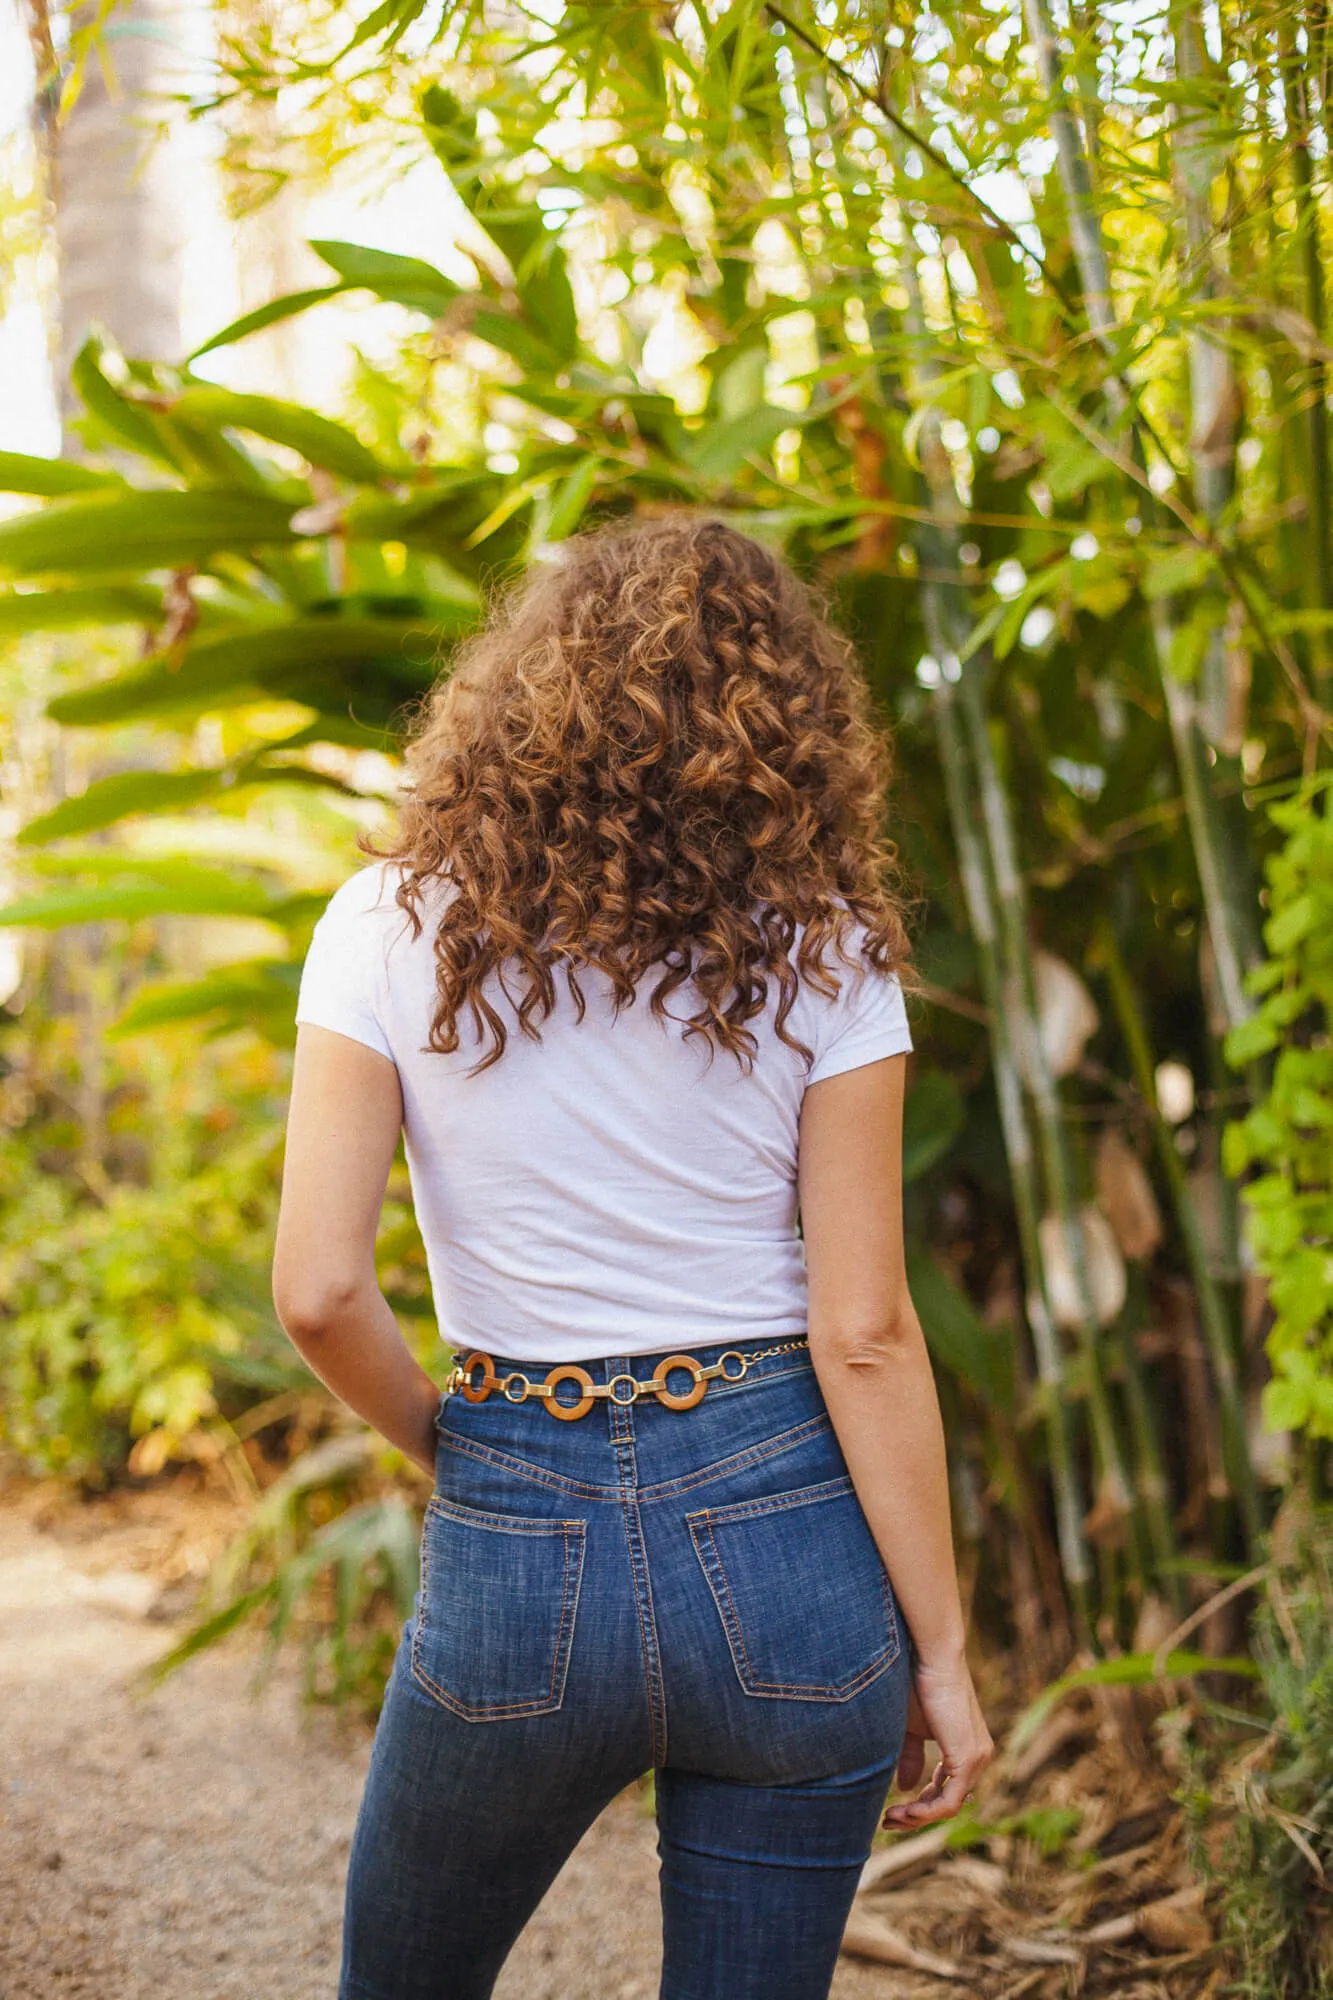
left=0, top=0, right=1331, bottom=1902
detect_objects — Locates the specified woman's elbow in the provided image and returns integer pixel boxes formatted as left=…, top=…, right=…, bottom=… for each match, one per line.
left=272, top=1269, right=365, bottom=1346
left=814, top=1309, right=921, bottom=1373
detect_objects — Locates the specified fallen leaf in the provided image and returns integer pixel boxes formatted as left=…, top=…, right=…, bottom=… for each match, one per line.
left=840, top=1910, right=969, bottom=1980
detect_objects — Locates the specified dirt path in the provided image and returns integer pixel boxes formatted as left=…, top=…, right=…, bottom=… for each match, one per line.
left=0, top=1491, right=899, bottom=2000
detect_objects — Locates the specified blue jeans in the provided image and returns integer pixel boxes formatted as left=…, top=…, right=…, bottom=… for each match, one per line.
left=341, top=1337, right=912, bottom=2000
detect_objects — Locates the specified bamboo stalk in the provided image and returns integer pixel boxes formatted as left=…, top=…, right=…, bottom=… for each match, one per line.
left=1113, top=1271, right=1185, bottom=1609
left=1024, top=0, right=1265, bottom=1037
left=892, top=231, right=1120, bottom=1611
left=930, top=637, right=1094, bottom=1617
left=1276, top=5, right=1333, bottom=694
left=952, top=665, right=1133, bottom=1516
left=1094, top=921, right=1263, bottom=1551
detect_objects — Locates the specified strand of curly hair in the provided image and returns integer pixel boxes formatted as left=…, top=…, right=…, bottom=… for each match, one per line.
left=367, top=514, right=913, bottom=1074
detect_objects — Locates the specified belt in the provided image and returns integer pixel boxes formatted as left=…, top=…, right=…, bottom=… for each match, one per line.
left=443, top=1339, right=811, bottom=1422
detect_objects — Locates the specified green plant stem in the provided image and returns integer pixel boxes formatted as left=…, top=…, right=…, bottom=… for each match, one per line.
left=1277, top=10, right=1333, bottom=697
left=1025, top=0, right=1265, bottom=1038
left=1113, top=1277, right=1185, bottom=1610
left=1095, top=920, right=1263, bottom=1551
left=931, top=666, right=1093, bottom=1622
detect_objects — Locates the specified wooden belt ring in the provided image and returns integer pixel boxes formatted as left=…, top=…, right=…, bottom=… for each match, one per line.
left=460, top=1351, right=495, bottom=1404
left=651, top=1354, right=707, bottom=1410
left=544, top=1364, right=595, bottom=1421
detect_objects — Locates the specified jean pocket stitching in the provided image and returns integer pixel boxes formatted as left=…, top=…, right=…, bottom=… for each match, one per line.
left=637, top=1413, right=833, bottom=1505
left=689, top=1473, right=857, bottom=1530
left=687, top=1485, right=901, bottom=1702
left=439, top=1432, right=616, bottom=1501
left=411, top=1508, right=587, bottom=1721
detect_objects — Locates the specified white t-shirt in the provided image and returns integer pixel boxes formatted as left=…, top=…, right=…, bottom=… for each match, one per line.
left=295, top=863, right=912, bottom=1363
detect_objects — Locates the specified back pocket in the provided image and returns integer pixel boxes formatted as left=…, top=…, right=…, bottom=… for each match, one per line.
left=687, top=1476, right=900, bottom=1702
left=411, top=1496, right=586, bottom=1721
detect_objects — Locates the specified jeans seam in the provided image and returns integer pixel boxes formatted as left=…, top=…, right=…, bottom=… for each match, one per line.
left=610, top=1398, right=668, bottom=1766
left=426, top=1495, right=588, bottom=1535
left=636, top=1413, right=833, bottom=1505
left=439, top=1433, right=618, bottom=1501
left=685, top=1474, right=856, bottom=1528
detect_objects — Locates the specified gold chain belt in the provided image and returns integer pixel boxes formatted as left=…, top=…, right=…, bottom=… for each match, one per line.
left=443, top=1339, right=810, bottom=1422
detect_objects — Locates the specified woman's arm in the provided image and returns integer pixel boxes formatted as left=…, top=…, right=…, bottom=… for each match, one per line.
left=272, top=1024, right=441, bottom=1476
left=798, top=1052, right=993, bottom=1827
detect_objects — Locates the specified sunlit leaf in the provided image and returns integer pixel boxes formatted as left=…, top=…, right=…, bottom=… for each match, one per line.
left=1010, top=1651, right=1260, bottom=1753
left=166, top=388, right=396, bottom=485
left=311, top=239, right=462, bottom=317
left=0, top=451, right=123, bottom=497
left=188, top=285, right=348, bottom=362
left=0, top=488, right=301, bottom=577
left=46, top=617, right=440, bottom=725
left=0, top=585, right=161, bottom=634
left=111, top=961, right=303, bottom=1037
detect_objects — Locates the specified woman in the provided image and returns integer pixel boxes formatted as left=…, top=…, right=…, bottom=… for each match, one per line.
left=274, top=515, right=992, bottom=2000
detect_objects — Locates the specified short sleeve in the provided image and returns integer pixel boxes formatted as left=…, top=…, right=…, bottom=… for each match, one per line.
left=294, top=867, right=396, bottom=1062
left=806, top=949, right=913, bottom=1086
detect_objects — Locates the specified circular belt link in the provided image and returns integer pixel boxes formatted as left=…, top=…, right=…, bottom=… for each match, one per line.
left=544, top=1365, right=595, bottom=1420
left=650, top=1354, right=707, bottom=1410
left=447, top=1339, right=809, bottom=1418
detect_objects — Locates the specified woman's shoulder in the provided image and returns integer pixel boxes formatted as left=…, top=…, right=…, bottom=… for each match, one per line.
left=317, top=860, right=408, bottom=925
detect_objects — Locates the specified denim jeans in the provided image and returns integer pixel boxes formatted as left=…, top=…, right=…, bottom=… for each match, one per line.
left=341, top=1337, right=912, bottom=2000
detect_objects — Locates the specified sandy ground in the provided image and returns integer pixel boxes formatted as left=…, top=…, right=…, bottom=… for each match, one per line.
left=0, top=1489, right=901, bottom=2000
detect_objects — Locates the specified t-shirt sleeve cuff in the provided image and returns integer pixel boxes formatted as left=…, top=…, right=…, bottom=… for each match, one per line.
left=294, top=1004, right=395, bottom=1064
left=807, top=1024, right=914, bottom=1086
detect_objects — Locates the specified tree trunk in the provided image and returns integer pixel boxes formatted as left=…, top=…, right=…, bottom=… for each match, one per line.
left=51, top=0, right=191, bottom=427
left=23, top=0, right=196, bottom=1193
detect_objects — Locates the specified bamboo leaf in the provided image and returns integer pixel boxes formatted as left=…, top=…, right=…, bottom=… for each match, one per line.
left=16, top=759, right=360, bottom=844
left=69, top=337, right=177, bottom=468
left=310, top=239, right=462, bottom=317
left=902, top=1069, right=966, bottom=1180
left=46, top=616, right=438, bottom=726
left=543, top=455, right=602, bottom=542
left=18, top=769, right=234, bottom=843
left=0, top=586, right=161, bottom=634
left=166, top=389, right=396, bottom=485
left=137, top=1584, right=279, bottom=1687
left=469, top=308, right=570, bottom=374
left=0, top=880, right=280, bottom=926
left=0, top=451, right=123, bottom=497
left=188, top=286, right=348, bottom=362
left=906, top=1247, right=1014, bottom=1413
left=684, top=406, right=796, bottom=482
left=1010, top=1650, right=1260, bottom=1753
left=0, top=489, right=301, bottom=577
left=111, top=962, right=302, bottom=1037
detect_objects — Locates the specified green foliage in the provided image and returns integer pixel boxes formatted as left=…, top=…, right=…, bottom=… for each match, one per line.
left=1011, top=1650, right=1262, bottom=1754
left=1188, top=1512, right=1333, bottom=1997
left=147, top=1434, right=423, bottom=1710
left=1225, top=781, right=1333, bottom=1439
left=943, top=1803, right=1084, bottom=1861
left=8, top=0, right=1333, bottom=1679
left=0, top=1078, right=298, bottom=1481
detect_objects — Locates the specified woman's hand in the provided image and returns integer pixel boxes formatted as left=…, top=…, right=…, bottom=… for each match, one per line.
left=882, top=1657, right=993, bottom=1831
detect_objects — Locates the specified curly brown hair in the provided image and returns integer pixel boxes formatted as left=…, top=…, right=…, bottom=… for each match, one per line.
left=374, top=514, right=911, bottom=1073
